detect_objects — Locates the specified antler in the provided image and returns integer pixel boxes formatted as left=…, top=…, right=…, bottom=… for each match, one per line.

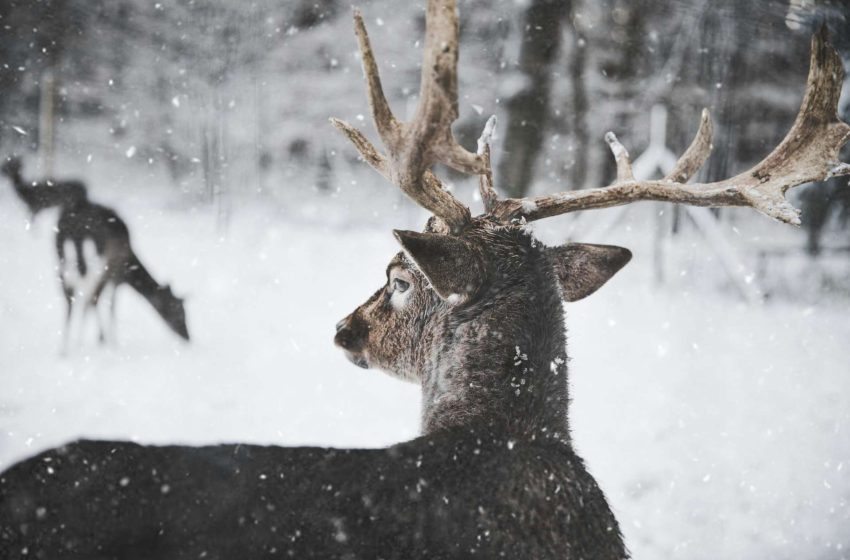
left=331, top=0, right=490, bottom=234
left=487, top=27, right=850, bottom=226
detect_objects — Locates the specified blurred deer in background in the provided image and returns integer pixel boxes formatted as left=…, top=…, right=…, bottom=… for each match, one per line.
left=1, top=156, right=87, bottom=217
left=1, top=2, right=848, bottom=558
left=2, top=156, right=189, bottom=351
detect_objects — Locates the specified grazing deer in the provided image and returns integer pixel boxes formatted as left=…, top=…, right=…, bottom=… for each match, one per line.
left=1, top=2, right=848, bottom=557
left=2, top=157, right=189, bottom=350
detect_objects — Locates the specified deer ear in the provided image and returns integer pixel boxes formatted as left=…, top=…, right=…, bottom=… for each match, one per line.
left=547, top=243, right=631, bottom=302
left=393, top=230, right=484, bottom=302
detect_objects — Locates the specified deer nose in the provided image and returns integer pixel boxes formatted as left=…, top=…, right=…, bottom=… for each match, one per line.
left=334, top=316, right=364, bottom=352
left=334, top=327, right=357, bottom=351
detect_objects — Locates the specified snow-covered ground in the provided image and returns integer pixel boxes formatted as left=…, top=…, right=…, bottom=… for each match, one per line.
left=1, top=177, right=849, bottom=559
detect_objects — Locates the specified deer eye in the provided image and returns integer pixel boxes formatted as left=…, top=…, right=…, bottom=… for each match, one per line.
left=392, top=278, right=410, bottom=293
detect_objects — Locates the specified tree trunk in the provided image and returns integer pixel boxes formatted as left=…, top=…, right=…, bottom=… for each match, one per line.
left=566, top=2, right=588, bottom=190
left=38, top=68, right=57, bottom=177
left=498, top=0, right=568, bottom=198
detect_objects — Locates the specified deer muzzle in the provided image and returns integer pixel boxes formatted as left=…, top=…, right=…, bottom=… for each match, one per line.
left=334, top=315, right=369, bottom=369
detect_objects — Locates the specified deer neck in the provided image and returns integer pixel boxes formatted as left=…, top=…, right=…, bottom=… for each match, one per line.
left=6, top=169, right=26, bottom=192
left=124, top=254, right=165, bottom=306
left=418, top=257, right=571, bottom=444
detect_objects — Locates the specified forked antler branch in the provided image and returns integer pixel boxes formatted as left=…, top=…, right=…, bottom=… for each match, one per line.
left=333, top=4, right=849, bottom=232
left=488, top=27, right=850, bottom=226
left=331, top=0, right=490, bottom=233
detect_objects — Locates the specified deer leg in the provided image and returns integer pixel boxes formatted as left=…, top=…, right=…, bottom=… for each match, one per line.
left=69, top=239, right=106, bottom=349
left=91, top=282, right=115, bottom=347
left=93, top=296, right=106, bottom=345
left=74, top=298, right=92, bottom=349
left=60, top=239, right=96, bottom=350
left=108, top=284, right=118, bottom=344
left=60, top=286, right=74, bottom=356
left=58, top=239, right=81, bottom=355
left=91, top=278, right=109, bottom=345
left=61, top=291, right=90, bottom=353
left=92, top=279, right=115, bottom=346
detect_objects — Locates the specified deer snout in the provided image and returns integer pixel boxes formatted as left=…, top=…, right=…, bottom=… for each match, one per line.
left=334, top=315, right=366, bottom=352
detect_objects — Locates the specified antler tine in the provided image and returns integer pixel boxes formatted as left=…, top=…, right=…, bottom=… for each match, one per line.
left=664, top=108, right=713, bottom=183
left=734, top=26, right=850, bottom=224
left=603, top=132, right=636, bottom=183
left=332, top=0, right=488, bottom=234
left=352, top=9, right=400, bottom=148
left=413, top=0, right=489, bottom=176
left=477, top=115, right=499, bottom=212
left=491, top=28, right=850, bottom=227
left=331, top=117, right=469, bottom=223
left=330, top=118, right=391, bottom=179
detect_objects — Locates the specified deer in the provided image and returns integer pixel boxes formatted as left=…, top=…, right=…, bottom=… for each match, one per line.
left=2, top=156, right=190, bottom=351
left=1, top=1, right=848, bottom=557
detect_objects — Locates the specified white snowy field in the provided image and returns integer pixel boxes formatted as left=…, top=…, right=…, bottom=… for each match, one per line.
left=1, top=182, right=849, bottom=560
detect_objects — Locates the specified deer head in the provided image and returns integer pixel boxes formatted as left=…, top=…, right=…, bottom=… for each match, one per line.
left=332, top=2, right=850, bottom=437
left=335, top=215, right=630, bottom=436
left=1, top=156, right=22, bottom=179
left=150, top=285, right=190, bottom=341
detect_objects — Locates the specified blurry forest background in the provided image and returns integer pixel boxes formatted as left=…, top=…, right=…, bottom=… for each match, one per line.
left=1, top=0, right=849, bottom=295
left=1, top=1, right=850, bottom=559
left=1, top=0, right=849, bottom=259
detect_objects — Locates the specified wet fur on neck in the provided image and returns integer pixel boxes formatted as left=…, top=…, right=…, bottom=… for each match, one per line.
left=415, top=224, right=571, bottom=442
